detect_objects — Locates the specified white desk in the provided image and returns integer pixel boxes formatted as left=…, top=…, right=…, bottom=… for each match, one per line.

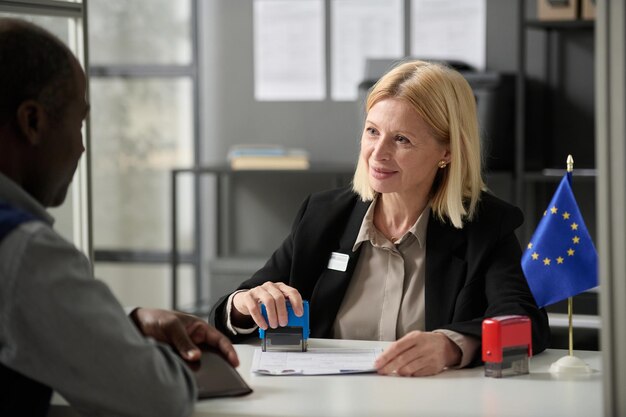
left=50, top=338, right=603, bottom=417
left=193, top=338, right=603, bottom=417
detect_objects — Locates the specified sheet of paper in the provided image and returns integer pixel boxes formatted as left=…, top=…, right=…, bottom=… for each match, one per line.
left=331, top=0, right=404, bottom=101
left=253, top=0, right=325, bottom=101
left=410, top=0, right=486, bottom=71
left=251, top=347, right=383, bottom=375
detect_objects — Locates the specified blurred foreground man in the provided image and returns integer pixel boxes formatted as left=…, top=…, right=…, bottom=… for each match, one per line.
left=0, top=18, right=238, bottom=417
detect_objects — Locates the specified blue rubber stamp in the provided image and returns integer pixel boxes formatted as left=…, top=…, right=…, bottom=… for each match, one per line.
left=259, top=301, right=309, bottom=352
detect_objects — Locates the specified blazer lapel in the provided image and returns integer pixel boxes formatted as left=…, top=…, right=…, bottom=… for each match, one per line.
left=425, top=216, right=468, bottom=330
left=309, top=200, right=369, bottom=338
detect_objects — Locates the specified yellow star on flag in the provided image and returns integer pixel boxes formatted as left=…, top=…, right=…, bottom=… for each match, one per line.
left=527, top=243, right=533, bottom=249
left=520, top=172, right=598, bottom=308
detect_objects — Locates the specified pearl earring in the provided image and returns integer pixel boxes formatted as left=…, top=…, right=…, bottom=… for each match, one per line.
left=438, top=160, right=448, bottom=169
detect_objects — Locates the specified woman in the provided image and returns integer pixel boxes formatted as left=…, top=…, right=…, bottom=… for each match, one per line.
left=210, top=60, right=550, bottom=376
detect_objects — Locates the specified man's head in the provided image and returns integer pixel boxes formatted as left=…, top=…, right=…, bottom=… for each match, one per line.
left=0, top=18, right=88, bottom=207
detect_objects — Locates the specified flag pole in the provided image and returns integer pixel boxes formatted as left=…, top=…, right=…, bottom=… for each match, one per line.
left=566, top=154, right=574, bottom=357
left=549, top=154, right=591, bottom=375
left=568, top=296, right=573, bottom=356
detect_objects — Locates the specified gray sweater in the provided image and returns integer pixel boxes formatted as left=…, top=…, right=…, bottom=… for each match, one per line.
left=0, top=173, right=196, bottom=417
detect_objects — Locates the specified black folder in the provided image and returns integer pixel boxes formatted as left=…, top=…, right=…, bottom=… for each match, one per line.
left=186, top=348, right=252, bottom=399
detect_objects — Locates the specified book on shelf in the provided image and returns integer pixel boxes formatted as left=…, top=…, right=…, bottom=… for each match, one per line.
left=227, top=145, right=310, bottom=170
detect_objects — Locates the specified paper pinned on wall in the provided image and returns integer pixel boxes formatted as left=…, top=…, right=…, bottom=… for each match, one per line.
left=253, top=0, right=325, bottom=101
left=410, top=0, right=486, bottom=71
left=251, top=347, right=383, bottom=375
left=331, top=0, right=404, bottom=101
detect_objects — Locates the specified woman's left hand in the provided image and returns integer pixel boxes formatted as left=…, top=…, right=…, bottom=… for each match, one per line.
left=374, top=331, right=461, bottom=377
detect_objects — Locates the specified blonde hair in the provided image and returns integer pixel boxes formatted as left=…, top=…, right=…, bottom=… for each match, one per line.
left=352, top=60, right=485, bottom=229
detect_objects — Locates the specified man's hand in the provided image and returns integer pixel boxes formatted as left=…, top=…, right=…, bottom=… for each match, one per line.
left=131, top=308, right=239, bottom=367
left=374, top=331, right=461, bottom=377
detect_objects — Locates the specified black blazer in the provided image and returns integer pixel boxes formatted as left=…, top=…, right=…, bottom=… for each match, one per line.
left=210, top=187, right=550, bottom=359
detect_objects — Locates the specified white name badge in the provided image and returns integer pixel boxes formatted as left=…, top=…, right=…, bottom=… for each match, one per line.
left=327, top=252, right=350, bottom=272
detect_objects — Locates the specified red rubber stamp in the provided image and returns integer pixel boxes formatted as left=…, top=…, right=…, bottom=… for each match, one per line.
left=482, top=315, right=532, bottom=378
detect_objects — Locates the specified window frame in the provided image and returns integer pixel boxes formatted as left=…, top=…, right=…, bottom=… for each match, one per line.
left=87, top=0, right=202, bottom=310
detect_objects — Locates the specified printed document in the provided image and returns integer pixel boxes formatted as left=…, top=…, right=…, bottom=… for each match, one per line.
left=251, top=347, right=383, bottom=376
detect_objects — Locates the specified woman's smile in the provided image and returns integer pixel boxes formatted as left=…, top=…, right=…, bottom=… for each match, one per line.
left=370, top=166, right=398, bottom=180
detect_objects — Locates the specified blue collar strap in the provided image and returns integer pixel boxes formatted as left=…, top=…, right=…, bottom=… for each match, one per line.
left=0, top=201, right=39, bottom=241
left=0, top=202, right=51, bottom=415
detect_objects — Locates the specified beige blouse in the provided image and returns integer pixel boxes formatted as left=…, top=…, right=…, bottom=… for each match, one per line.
left=332, top=196, right=478, bottom=367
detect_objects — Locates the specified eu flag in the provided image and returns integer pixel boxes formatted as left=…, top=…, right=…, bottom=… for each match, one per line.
left=521, top=173, right=598, bottom=308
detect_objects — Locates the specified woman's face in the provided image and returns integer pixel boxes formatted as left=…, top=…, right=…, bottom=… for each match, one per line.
left=360, top=98, right=450, bottom=200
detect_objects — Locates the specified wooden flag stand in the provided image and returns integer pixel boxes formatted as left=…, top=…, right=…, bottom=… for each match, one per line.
left=549, top=156, right=592, bottom=375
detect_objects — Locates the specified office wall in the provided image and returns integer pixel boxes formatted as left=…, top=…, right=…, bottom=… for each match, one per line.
left=200, top=0, right=523, bottom=166
left=197, top=0, right=595, bottom=262
left=199, top=1, right=360, bottom=167
left=198, top=1, right=518, bottom=260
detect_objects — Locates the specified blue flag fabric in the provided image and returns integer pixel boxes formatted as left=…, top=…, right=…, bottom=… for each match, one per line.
left=521, top=173, right=598, bottom=307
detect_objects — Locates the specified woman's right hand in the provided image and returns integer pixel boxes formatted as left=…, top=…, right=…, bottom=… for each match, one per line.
left=231, top=282, right=304, bottom=330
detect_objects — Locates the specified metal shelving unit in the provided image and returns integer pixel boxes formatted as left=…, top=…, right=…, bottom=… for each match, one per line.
left=170, top=164, right=354, bottom=313
left=515, top=0, right=596, bottom=238
left=515, top=0, right=598, bottom=350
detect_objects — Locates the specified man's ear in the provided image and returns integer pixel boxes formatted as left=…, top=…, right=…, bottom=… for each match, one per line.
left=15, top=100, right=47, bottom=146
